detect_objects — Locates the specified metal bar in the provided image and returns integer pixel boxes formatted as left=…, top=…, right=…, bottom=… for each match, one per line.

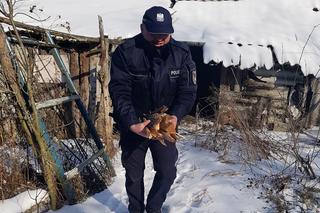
left=36, top=95, right=80, bottom=109
left=65, top=148, right=105, bottom=180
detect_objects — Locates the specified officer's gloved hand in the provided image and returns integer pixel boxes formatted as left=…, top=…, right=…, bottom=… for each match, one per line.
left=129, top=120, right=151, bottom=138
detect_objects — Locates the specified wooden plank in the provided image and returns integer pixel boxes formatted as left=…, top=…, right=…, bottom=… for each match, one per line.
left=244, top=79, right=275, bottom=90
left=88, top=55, right=99, bottom=122
left=68, top=51, right=80, bottom=137
left=79, top=52, right=90, bottom=133
left=0, top=16, right=100, bottom=43
left=64, top=148, right=105, bottom=180
left=36, top=95, right=79, bottom=110
left=243, top=88, right=289, bottom=99
left=235, top=97, right=258, bottom=106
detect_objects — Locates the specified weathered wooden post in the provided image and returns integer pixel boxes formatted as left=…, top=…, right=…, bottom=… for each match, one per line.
left=80, top=52, right=90, bottom=133
left=69, top=50, right=81, bottom=137
left=96, top=16, right=116, bottom=158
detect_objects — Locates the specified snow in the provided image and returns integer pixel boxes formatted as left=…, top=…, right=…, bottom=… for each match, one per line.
left=45, top=132, right=266, bottom=213
left=0, top=128, right=267, bottom=213
left=2, top=0, right=320, bottom=211
left=2, top=124, right=320, bottom=212
left=14, top=0, right=320, bottom=75
left=0, top=189, right=48, bottom=213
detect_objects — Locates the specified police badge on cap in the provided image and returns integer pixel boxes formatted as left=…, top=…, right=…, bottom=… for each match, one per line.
left=156, top=13, right=164, bottom=22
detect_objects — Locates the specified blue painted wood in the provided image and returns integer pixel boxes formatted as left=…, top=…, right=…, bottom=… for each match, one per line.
left=39, top=120, right=76, bottom=203
left=5, top=37, right=76, bottom=204
left=36, top=95, right=80, bottom=109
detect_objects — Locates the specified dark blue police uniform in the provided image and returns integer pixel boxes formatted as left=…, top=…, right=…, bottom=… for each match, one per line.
left=109, top=32, right=197, bottom=213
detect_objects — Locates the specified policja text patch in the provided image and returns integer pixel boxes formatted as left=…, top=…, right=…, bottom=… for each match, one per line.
left=170, top=69, right=180, bottom=78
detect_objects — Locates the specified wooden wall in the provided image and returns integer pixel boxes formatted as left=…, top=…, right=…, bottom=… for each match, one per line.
left=218, top=66, right=290, bottom=131
left=25, top=37, right=121, bottom=157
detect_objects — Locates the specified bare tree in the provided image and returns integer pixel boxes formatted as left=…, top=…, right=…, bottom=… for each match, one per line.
left=0, top=0, right=60, bottom=209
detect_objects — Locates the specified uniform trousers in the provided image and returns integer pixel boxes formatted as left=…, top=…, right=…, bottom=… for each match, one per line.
left=120, top=132, right=178, bottom=213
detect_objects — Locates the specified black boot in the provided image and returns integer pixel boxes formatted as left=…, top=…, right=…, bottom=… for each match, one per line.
left=146, top=209, right=162, bottom=213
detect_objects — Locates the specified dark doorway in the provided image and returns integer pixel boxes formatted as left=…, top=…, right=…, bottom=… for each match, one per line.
left=188, top=44, right=221, bottom=118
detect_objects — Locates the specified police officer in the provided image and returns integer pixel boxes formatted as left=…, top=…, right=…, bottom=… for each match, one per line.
left=109, top=6, right=197, bottom=213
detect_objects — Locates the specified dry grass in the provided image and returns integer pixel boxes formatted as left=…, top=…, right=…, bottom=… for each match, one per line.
left=200, top=90, right=285, bottom=163
left=0, top=145, right=41, bottom=200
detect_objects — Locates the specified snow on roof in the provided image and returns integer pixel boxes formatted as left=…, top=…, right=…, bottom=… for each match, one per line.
left=172, top=0, right=320, bottom=76
left=19, top=0, right=320, bottom=75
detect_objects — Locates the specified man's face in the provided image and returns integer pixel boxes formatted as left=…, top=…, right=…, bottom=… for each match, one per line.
left=141, top=24, right=171, bottom=47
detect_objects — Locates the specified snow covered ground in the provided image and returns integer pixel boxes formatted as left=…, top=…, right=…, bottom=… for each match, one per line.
left=1, top=127, right=267, bottom=213
left=3, top=123, right=320, bottom=213
left=0, top=190, right=48, bottom=213
left=47, top=132, right=266, bottom=213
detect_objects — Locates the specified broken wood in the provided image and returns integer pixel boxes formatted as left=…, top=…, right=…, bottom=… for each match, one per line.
left=96, top=15, right=116, bottom=158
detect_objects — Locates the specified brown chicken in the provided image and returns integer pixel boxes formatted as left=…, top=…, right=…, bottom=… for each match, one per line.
left=144, top=106, right=181, bottom=146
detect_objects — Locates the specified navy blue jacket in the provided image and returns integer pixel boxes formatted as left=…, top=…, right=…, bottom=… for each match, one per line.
left=109, top=34, right=197, bottom=132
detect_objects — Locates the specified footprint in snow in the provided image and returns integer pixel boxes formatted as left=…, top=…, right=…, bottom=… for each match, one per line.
left=189, top=189, right=213, bottom=208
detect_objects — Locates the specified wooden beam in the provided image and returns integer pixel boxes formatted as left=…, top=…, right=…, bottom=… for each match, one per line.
left=64, top=148, right=105, bottom=180
left=8, top=36, right=59, bottom=48
left=86, top=48, right=102, bottom=57
left=0, top=16, right=123, bottom=45
left=243, top=89, right=288, bottom=99
left=0, top=16, right=100, bottom=43
left=69, top=50, right=80, bottom=137
left=79, top=52, right=90, bottom=132
left=36, top=95, right=80, bottom=110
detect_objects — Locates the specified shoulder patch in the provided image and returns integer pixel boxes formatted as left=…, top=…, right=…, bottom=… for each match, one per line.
left=192, top=70, right=197, bottom=85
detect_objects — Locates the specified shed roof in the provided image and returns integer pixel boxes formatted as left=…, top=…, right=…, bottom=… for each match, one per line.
left=16, top=0, right=320, bottom=75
